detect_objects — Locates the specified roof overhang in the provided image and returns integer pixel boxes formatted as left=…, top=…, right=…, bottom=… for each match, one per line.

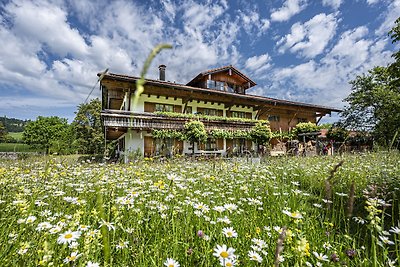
left=99, top=73, right=342, bottom=115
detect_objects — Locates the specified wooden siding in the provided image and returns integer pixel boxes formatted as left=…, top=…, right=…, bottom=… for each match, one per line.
left=174, top=140, right=183, bottom=154
left=144, top=102, right=155, bottom=112
left=174, top=105, right=182, bottom=113
left=226, top=139, right=233, bottom=152
left=144, top=136, right=154, bottom=157
left=217, top=138, right=224, bottom=150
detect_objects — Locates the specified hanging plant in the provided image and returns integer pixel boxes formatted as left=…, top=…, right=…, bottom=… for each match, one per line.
left=151, top=129, right=185, bottom=140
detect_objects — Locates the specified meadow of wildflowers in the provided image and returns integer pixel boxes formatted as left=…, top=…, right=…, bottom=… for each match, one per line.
left=0, top=152, right=399, bottom=266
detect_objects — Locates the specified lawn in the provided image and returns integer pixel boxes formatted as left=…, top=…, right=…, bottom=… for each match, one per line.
left=8, top=132, right=23, bottom=141
left=0, top=152, right=398, bottom=266
left=0, top=142, right=41, bottom=152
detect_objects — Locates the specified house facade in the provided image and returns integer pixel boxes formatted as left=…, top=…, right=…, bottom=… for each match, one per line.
left=100, top=65, right=340, bottom=160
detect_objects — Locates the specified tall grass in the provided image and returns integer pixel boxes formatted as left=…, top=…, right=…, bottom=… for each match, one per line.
left=0, top=152, right=398, bottom=266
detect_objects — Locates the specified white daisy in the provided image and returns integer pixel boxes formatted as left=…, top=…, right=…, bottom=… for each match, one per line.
left=86, top=261, right=100, bottom=267
left=222, top=227, right=238, bottom=238
left=282, top=209, right=303, bottom=219
left=164, top=258, right=180, bottom=267
left=57, top=230, right=81, bottom=244
left=389, top=226, right=400, bottom=234
left=63, top=251, right=81, bottom=263
left=248, top=250, right=263, bottom=263
left=313, top=251, right=329, bottom=262
left=213, top=244, right=236, bottom=260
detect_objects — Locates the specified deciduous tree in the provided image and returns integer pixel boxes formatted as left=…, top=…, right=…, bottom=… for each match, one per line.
left=339, top=18, right=400, bottom=146
left=0, top=122, right=7, bottom=142
left=72, top=98, right=104, bottom=154
left=183, top=120, right=207, bottom=155
left=23, top=116, right=69, bottom=154
left=250, top=121, right=272, bottom=149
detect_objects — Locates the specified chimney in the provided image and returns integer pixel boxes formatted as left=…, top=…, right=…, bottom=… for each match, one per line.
left=159, top=64, right=166, bottom=81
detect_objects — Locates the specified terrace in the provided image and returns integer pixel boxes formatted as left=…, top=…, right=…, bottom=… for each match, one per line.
left=102, top=109, right=256, bottom=137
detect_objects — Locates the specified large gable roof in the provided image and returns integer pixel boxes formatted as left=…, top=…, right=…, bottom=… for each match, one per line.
left=100, top=72, right=341, bottom=114
left=186, top=65, right=256, bottom=89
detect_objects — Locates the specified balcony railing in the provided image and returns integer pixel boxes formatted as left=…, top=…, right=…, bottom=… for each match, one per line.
left=101, top=110, right=255, bottom=131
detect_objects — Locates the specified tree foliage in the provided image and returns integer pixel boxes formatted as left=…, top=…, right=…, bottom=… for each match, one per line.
left=250, top=121, right=272, bottom=145
left=0, top=116, right=29, bottom=132
left=72, top=98, right=104, bottom=154
left=183, top=120, right=207, bottom=144
left=293, top=122, right=319, bottom=135
left=0, top=122, right=7, bottom=142
left=23, top=116, right=70, bottom=154
left=339, top=17, right=400, bottom=145
left=327, top=127, right=348, bottom=142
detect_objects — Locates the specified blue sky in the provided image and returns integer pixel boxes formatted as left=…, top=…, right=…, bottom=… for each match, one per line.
left=0, top=0, right=399, bottom=123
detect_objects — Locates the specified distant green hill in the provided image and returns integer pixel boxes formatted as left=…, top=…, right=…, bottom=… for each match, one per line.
left=0, top=116, right=30, bottom=132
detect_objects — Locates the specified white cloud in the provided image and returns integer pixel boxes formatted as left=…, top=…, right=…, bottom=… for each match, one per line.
left=244, top=54, right=272, bottom=79
left=266, top=26, right=393, bottom=109
left=162, top=0, right=177, bottom=21
left=278, top=13, right=338, bottom=58
left=245, top=54, right=271, bottom=71
left=270, top=0, right=308, bottom=22
left=239, top=10, right=270, bottom=36
left=366, top=0, right=379, bottom=5
left=322, top=0, right=343, bottom=9
left=5, top=0, right=88, bottom=57
left=376, top=0, right=400, bottom=35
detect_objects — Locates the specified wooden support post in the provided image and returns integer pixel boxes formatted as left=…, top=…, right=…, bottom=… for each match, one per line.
left=288, top=109, right=299, bottom=125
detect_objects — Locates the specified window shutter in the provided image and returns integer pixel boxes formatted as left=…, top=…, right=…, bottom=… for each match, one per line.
left=144, top=136, right=154, bottom=157
left=174, top=140, right=183, bottom=154
left=217, top=110, right=223, bottom=116
left=226, top=140, right=233, bottom=152
left=217, top=138, right=224, bottom=150
left=174, top=105, right=182, bottom=113
left=144, top=102, right=155, bottom=112
left=246, top=112, right=252, bottom=119
left=245, top=140, right=253, bottom=150
left=198, top=142, right=205, bottom=150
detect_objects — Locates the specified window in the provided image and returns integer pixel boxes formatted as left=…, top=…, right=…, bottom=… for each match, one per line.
left=203, top=108, right=217, bottom=116
left=155, top=103, right=174, bottom=112
left=206, top=80, right=215, bottom=89
left=155, top=138, right=174, bottom=156
left=232, top=138, right=246, bottom=153
left=232, top=111, right=246, bottom=118
left=268, top=115, right=280, bottom=122
left=197, top=138, right=218, bottom=151
left=207, top=80, right=229, bottom=91
left=226, top=83, right=235, bottom=93
left=184, top=106, right=192, bottom=114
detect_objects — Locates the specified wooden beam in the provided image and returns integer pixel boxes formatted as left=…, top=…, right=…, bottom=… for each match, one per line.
left=288, top=109, right=300, bottom=125
left=316, top=116, right=323, bottom=125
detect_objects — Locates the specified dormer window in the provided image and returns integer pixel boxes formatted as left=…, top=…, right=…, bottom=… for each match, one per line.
left=206, top=80, right=236, bottom=93
left=187, top=65, right=256, bottom=94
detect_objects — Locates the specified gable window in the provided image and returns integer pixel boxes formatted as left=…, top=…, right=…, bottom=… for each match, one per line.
left=155, top=103, right=174, bottom=112
left=268, top=115, right=280, bottom=122
left=207, top=80, right=224, bottom=91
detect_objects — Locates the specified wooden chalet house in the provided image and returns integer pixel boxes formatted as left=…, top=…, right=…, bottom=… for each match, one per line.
left=100, top=65, right=340, bottom=160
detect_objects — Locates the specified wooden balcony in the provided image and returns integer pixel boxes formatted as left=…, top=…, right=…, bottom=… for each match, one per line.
left=101, top=110, right=255, bottom=131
